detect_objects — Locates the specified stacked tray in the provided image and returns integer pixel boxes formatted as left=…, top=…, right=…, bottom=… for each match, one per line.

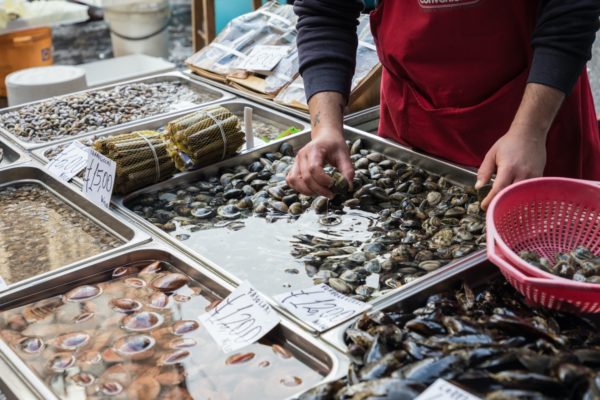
left=0, top=72, right=233, bottom=151
left=344, top=106, right=380, bottom=135
left=115, top=127, right=487, bottom=332
left=0, top=246, right=347, bottom=400
left=0, top=138, right=29, bottom=171
left=0, top=166, right=149, bottom=293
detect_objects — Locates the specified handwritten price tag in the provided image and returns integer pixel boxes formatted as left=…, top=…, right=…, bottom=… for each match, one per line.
left=46, top=142, right=89, bottom=182
left=82, top=148, right=116, bottom=209
left=199, top=282, right=280, bottom=354
left=274, top=284, right=371, bottom=332
left=415, top=379, right=482, bottom=400
left=241, top=45, right=290, bottom=73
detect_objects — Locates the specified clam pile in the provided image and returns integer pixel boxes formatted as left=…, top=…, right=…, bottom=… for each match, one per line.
left=301, top=281, right=600, bottom=400
left=520, top=247, right=600, bottom=283
left=128, top=140, right=485, bottom=301
left=0, top=184, right=122, bottom=285
left=0, top=261, right=322, bottom=400
left=0, top=81, right=218, bottom=143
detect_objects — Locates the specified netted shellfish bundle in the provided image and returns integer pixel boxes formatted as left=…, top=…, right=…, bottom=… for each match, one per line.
left=164, top=106, right=245, bottom=170
left=93, top=130, right=176, bottom=195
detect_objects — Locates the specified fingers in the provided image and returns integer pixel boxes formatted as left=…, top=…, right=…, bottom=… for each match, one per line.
left=286, top=159, right=313, bottom=197
left=286, top=146, right=333, bottom=198
left=333, top=148, right=355, bottom=191
left=476, top=146, right=497, bottom=190
left=480, top=165, right=515, bottom=210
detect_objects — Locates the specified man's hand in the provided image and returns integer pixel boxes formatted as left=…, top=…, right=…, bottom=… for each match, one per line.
left=476, top=83, right=565, bottom=209
left=286, top=92, right=355, bottom=198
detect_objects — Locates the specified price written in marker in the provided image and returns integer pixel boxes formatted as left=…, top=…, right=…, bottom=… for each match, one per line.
left=199, top=282, right=280, bottom=354
left=46, top=142, right=89, bottom=182
left=415, top=379, right=482, bottom=400
left=274, top=284, right=371, bottom=332
left=82, top=148, right=116, bottom=209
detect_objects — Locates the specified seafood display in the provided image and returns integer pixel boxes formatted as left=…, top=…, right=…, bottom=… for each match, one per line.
left=303, top=279, right=600, bottom=399
left=0, top=80, right=219, bottom=144
left=520, top=246, right=600, bottom=283
left=94, top=131, right=177, bottom=195
left=164, top=106, right=245, bottom=170
left=0, top=184, right=122, bottom=285
left=125, top=139, right=486, bottom=301
left=0, top=260, right=323, bottom=400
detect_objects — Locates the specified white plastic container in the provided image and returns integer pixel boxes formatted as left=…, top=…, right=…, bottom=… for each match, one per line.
left=5, top=65, right=87, bottom=106
left=103, top=0, right=170, bottom=59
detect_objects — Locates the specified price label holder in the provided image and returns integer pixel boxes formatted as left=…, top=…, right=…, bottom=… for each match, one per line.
left=415, top=379, right=482, bottom=400
left=46, top=142, right=89, bottom=182
left=274, top=284, right=371, bottom=332
left=199, top=281, right=280, bottom=354
left=82, top=148, right=116, bottom=209
left=241, top=45, right=290, bottom=74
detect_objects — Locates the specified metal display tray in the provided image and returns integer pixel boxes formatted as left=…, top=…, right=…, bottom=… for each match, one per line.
left=322, top=261, right=498, bottom=353
left=114, top=127, right=486, bottom=332
left=0, top=137, right=29, bottom=171
left=344, top=105, right=379, bottom=134
left=31, top=99, right=310, bottom=190
left=0, top=71, right=234, bottom=151
left=0, top=166, right=150, bottom=293
left=0, top=245, right=349, bottom=400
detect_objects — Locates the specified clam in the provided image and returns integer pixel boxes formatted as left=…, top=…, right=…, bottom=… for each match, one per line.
left=122, top=311, right=164, bottom=332
left=18, top=336, right=45, bottom=354
left=272, top=344, right=292, bottom=359
left=289, top=202, right=304, bottom=215
left=111, top=298, right=142, bottom=313
left=101, top=381, right=124, bottom=396
left=52, top=332, right=90, bottom=351
left=151, top=273, right=188, bottom=292
left=114, top=334, right=156, bottom=358
left=147, top=292, right=169, bottom=309
left=48, top=353, right=75, bottom=371
left=280, top=375, right=303, bottom=387
left=270, top=201, right=289, bottom=214
left=71, top=372, right=95, bottom=386
left=171, top=320, right=199, bottom=336
left=139, top=261, right=162, bottom=275
left=191, top=207, right=214, bottom=219
left=312, top=196, right=329, bottom=213
left=226, top=352, right=255, bottom=365
left=217, top=204, right=241, bottom=219
left=63, top=285, right=102, bottom=302
left=168, top=337, right=197, bottom=349
left=124, top=278, right=146, bottom=288
left=158, top=349, right=191, bottom=365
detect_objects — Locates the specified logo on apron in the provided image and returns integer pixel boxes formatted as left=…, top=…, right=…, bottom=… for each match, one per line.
left=418, top=0, right=480, bottom=9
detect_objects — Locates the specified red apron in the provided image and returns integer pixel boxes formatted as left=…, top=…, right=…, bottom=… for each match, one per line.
left=370, top=0, right=600, bottom=180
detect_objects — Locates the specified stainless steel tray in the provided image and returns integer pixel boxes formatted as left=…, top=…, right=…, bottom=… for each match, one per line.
left=0, top=245, right=348, bottom=400
left=0, top=71, right=234, bottom=151
left=322, top=261, right=498, bottom=353
left=31, top=99, right=310, bottom=168
left=0, top=137, right=29, bottom=171
left=0, top=166, right=150, bottom=293
left=114, top=127, right=486, bottom=332
left=344, top=106, right=379, bottom=134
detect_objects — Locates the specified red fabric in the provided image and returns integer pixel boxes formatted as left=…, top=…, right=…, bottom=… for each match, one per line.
left=370, top=0, right=600, bottom=180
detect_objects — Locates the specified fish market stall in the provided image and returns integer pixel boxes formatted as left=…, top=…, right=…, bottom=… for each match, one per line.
left=0, top=245, right=348, bottom=400
left=0, top=72, right=232, bottom=150
left=116, top=127, right=488, bottom=331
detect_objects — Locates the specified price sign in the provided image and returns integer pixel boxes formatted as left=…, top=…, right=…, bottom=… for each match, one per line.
left=241, top=45, right=290, bottom=74
left=82, top=148, right=116, bottom=209
left=415, top=379, right=482, bottom=400
left=366, top=273, right=380, bottom=289
left=199, top=282, right=280, bottom=354
left=46, top=142, right=89, bottom=182
left=274, top=284, right=371, bottom=332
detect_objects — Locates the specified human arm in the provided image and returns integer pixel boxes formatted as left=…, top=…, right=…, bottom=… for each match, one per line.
left=286, top=0, right=363, bottom=196
left=477, top=0, right=600, bottom=209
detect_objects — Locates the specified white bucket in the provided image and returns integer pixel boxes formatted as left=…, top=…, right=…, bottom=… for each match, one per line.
left=103, top=1, right=170, bottom=59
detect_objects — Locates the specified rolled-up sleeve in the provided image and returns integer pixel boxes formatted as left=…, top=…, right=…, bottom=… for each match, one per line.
left=294, top=0, right=363, bottom=103
left=529, top=0, right=600, bottom=94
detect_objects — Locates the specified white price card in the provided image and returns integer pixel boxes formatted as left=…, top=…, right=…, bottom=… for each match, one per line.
left=199, top=281, right=280, bottom=354
left=274, top=284, right=371, bottom=332
left=241, top=45, right=290, bottom=73
left=46, top=142, right=89, bottom=182
left=415, top=379, right=482, bottom=400
left=365, top=273, right=380, bottom=289
left=82, top=148, right=116, bottom=209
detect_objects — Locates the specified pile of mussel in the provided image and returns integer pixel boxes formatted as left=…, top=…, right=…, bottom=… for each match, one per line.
left=0, top=261, right=321, bottom=400
left=520, top=246, right=600, bottom=283
left=129, top=139, right=486, bottom=300
left=301, top=280, right=600, bottom=399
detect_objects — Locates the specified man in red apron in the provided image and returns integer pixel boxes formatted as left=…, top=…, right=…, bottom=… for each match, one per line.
left=286, top=0, right=600, bottom=209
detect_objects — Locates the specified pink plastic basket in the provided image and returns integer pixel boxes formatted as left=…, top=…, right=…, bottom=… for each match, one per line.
left=487, top=177, right=600, bottom=313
